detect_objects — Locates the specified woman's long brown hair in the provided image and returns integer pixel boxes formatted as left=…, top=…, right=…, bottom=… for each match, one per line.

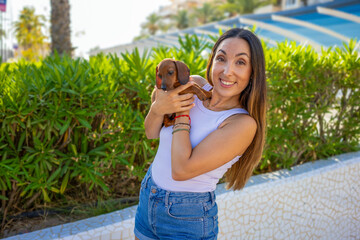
left=206, top=28, right=267, bottom=190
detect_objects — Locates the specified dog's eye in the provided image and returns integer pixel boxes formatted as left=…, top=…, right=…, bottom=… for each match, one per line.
left=168, top=71, right=174, bottom=76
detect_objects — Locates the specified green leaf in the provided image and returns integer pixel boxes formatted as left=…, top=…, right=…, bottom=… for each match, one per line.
left=47, top=167, right=62, bottom=184
left=70, top=144, right=78, bottom=156
left=0, top=194, right=8, bottom=201
left=50, top=187, right=60, bottom=193
left=42, top=188, right=51, bottom=202
left=77, top=117, right=92, bottom=129
left=17, top=131, right=26, bottom=152
left=60, top=171, right=70, bottom=194
left=60, top=118, right=72, bottom=135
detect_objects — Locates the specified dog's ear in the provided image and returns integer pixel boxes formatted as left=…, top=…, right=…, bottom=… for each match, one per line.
left=174, top=61, right=190, bottom=85
left=156, top=65, right=161, bottom=89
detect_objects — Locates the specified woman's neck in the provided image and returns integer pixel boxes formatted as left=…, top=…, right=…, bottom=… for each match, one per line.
left=204, top=93, right=241, bottom=111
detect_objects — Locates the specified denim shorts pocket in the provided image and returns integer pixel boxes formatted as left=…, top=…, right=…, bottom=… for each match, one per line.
left=167, top=202, right=205, bottom=221
left=206, top=201, right=218, bottom=217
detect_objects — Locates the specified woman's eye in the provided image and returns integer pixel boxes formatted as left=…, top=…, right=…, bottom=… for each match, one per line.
left=237, top=60, right=245, bottom=65
left=215, top=56, right=224, bottom=62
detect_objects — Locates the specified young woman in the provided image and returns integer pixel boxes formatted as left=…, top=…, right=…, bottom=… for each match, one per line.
left=134, top=28, right=267, bottom=240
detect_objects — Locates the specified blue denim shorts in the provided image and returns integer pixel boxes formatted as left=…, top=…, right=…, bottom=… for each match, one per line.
left=134, top=167, right=218, bottom=240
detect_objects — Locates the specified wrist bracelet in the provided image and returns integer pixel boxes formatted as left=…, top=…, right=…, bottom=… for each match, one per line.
left=174, top=114, right=191, bottom=125
left=173, top=122, right=191, bottom=129
left=172, top=128, right=190, bottom=134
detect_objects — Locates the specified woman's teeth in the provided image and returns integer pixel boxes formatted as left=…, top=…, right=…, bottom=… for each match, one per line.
left=220, top=79, right=234, bottom=86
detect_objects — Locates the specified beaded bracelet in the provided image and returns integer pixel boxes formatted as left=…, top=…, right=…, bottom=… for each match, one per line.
left=173, top=122, right=191, bottom=129
left=174, top=115, right=191, bottom=125
left=172, top=128, right=190, bottom=134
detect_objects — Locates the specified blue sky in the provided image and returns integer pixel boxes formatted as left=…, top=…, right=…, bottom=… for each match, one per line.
left=10, top=0, right=170, bottom=57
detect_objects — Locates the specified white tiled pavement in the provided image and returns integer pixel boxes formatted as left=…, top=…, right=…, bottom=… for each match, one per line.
left=4, top=151, right=360, bottom=240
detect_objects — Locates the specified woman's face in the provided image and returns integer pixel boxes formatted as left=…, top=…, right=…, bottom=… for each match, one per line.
left=211, top=37, right=252, bottom=99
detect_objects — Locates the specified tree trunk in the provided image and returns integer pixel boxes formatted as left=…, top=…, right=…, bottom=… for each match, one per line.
left=50, top=0, right=72, bottom=56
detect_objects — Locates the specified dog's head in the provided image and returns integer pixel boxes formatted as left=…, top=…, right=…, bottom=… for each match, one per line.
left=156, top=58, right=190, bottom=91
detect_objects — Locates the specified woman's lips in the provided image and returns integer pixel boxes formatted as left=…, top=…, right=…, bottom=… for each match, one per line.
left=220, top=78, right=236, bottom=88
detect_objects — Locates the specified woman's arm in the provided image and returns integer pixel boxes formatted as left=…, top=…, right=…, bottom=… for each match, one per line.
left=144, top=99, right=166, bottom=139
left=144, top=82, right=195, bottom=139
left=171, top=113, right=257, bottom=180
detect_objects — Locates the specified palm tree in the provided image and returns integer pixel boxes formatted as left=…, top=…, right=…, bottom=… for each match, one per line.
left=0, top=28, right=5, bottom=60
left=172, top=10, right=190, bottom=29
left=221, top=0, right=272, bottom=16
left=220, top=0, right=243, bottom=17
left=14, top=7, right=48, bottom=60
left=141, top=13, right=162, bottom=35
left=158, top=21, right=172, bottom=33
left=50, top=0, right=72, bottom=55
left=242, top=0, right=272, bottom=13
left=0, top=28, right=5, bottom=38
left=193, top=3, right=224, bottom=25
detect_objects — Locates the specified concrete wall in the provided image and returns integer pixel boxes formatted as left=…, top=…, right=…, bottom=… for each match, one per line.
left=4, top=151, right=360, bottom=240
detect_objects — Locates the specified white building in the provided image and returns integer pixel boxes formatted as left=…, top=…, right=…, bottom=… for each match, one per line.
left=90, top=0, right=357, bottom=56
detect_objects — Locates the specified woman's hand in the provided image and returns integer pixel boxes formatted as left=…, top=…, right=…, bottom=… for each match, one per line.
left=144, top=81, right=195, bottom=139
left=151, top=81, right=195, bottom=116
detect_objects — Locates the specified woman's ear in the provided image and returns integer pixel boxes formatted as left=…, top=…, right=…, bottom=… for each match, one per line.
left=174, top=61, right=190, bottom=85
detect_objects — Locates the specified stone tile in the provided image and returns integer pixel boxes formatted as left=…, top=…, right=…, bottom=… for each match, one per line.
left=3, top=152, right=359, bottom=240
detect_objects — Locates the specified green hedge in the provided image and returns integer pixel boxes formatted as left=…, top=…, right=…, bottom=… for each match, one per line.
left=264, top=40, right=359, bottom=171
left=0, top=36, right=359, bottom=218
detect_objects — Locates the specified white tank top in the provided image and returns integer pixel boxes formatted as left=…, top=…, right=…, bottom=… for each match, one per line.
left=151, top=83, right=249, bottom=192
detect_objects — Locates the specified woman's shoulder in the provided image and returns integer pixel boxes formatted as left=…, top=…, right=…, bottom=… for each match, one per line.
left=219, top=113, right=257, bottom=133
left=190, top=75, right=209, bottom=88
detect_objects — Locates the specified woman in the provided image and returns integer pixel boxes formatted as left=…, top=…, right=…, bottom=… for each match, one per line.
left=135, top=28, right=267, bottom=240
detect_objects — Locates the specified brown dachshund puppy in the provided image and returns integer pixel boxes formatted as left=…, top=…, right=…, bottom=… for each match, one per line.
left=152, top=58, right=212, bottom=127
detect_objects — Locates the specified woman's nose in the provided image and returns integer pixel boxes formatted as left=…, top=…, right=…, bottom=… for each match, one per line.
left=223, top=63, right=233, bottom=76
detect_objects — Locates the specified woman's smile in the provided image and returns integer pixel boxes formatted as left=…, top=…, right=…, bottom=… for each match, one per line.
left=219, top=78, right=236, bottom=87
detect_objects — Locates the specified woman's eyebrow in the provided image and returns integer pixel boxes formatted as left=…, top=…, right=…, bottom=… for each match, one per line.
left=218, top=49, right=250, bottom=58
left=218, top=49, right=226, bottom=55
left=235, top=52, right=250, bottom=58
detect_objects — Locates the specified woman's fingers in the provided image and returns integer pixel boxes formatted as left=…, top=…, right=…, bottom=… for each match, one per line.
left=178, top=93, right=194, bottom=101
left=173, top=81, right=194, bottom=94
left=180, top=102, right=195, bottom=112
left=152, top=83, right=195, bottom=114
left=180, top=97, right=195, bottom=107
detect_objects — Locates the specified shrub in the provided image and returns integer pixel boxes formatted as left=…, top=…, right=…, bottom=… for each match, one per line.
left=263, top=40, right=360, bottom=171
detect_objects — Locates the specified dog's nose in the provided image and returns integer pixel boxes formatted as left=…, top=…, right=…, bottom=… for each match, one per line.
left=161, top=84, right=167, bottom=91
